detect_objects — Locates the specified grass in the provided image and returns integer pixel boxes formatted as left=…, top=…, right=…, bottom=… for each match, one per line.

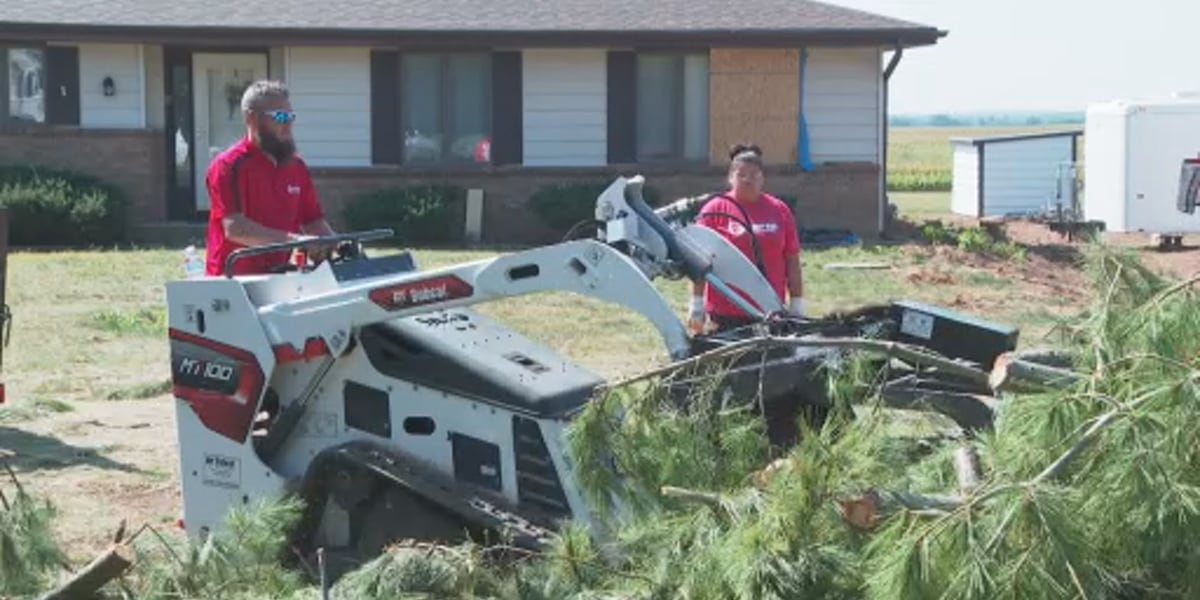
left=890, top=191, right=951, bottom=220
left=887, top=125, right=1083, bottom=192
left=1, top=240, right=1079, bottom=406
left=0, top=225, right=1102, bottom=564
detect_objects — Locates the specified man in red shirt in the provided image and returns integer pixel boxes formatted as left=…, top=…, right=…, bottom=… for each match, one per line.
left=688, top=144, right=805, bottom=332
left=204, top=80, right=335, bottom=276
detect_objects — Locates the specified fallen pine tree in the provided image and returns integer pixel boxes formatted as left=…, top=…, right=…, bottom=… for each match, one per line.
left=7, top=245, right=1200, bottom=599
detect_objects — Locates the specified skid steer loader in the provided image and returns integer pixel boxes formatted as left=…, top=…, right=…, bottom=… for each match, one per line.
left=165, top=175, right=1018, bottom=569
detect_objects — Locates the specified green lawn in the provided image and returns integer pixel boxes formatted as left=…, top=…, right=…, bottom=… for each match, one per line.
left=891, top=191, right=951, bottom=220
left=0, top=240, right=1099, bottom=562
left=1, top=240, right=1082, bottom=413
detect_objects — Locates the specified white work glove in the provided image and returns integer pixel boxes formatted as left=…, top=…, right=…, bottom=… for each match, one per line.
left=788, top=297, right=805, bottom=317
left=687, top=296, right=706, bottom=333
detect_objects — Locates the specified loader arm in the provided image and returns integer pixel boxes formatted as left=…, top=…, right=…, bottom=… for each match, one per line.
left=255, top=239, right=693, bottom=361
left=594, top=175, right=785, bottom=316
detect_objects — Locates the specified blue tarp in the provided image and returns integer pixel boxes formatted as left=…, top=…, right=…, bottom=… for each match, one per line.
left=798, top=227, right=860, bottom=248
left=797, top=48, right=816, bottom=172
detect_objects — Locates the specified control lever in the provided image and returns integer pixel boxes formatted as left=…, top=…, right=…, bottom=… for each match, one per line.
left=223, top=228, right=395, bottom=277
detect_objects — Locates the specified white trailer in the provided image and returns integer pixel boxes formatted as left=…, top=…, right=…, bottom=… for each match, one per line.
left=1083, top=95, right=1200, bottom=233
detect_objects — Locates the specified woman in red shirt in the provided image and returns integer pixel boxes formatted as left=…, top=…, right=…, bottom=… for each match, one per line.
left=688, top=144, right=806, bottom=333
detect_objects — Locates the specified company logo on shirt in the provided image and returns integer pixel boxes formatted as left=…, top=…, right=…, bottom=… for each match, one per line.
left=287, top=184, right=301, bottom=196
left=727, top=222, right=779, bottom=236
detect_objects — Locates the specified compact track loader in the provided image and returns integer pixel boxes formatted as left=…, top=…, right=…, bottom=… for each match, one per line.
left=165, top=175, right=1018, bottom=569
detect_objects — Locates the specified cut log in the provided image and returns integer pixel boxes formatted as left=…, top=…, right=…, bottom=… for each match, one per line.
left=954, top=446, right=981, bottom=495
left=1010, top=348, right=1075, bottom=369
left=989, top=351, right=1084, bottom=393
left=838, top=492, right=879, bottom=529
left=880, top=382, right=998, bottom=431
left=37, top=543, right=134, bottom=600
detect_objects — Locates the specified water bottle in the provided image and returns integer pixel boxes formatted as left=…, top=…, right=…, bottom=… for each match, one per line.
left=182, top=245, right=205, bottom=279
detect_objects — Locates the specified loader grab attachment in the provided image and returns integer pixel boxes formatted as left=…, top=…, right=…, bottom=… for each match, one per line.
left=164, top=174, right=1020, bottom=577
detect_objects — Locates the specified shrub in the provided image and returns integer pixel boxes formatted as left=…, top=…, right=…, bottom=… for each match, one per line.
left=342, top=184, right=466, bottom=246
left=918, top=219, right=1027, bottom=260
left=528, top=181, right=662, bottom=234
left=0, top=165, right=127, bottom=246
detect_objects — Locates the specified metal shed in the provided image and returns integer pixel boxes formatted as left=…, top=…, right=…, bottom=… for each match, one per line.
left=950, top=130, right=1083, bottom=218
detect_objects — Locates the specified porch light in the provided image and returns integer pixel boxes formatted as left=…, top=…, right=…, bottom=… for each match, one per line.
left=102, top=76, right=115, bottom=97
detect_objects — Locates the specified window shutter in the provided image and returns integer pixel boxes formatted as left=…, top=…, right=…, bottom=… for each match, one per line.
left=606, top=51, right=636, bottom=164
left=490, top=51, right=522, bottom=166
left=44, top=46, right=80, bottom=126
left=370, top=50, right=400, bottom=165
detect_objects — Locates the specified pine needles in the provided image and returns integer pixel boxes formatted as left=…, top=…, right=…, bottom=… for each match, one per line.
left=0, top=461, right=67, bottom=597
left=11, top=245, right=1200, bottom=599
left=860, top=246, right=1200, bottom=599
left=127, top=495, right=310, bottom=599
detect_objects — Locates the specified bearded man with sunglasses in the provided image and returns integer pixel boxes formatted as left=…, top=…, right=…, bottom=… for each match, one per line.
left=203, top=80, right=336, bottom=276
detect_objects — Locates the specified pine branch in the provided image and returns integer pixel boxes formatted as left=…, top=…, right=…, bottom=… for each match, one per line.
left=606, top=336, right=991, bottom=390
left=1032, top=408, right=1121, bottom=485
left=954, top=446, right=981, bottom=496
left=37, top=543, right=135, bottom=600
left=661, top=486, right=723, bottom=507
left=1140, top=271, right=1200, bottom=311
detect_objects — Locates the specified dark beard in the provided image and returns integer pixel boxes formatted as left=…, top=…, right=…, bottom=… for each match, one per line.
left=257, top=130, right=296, bottom=162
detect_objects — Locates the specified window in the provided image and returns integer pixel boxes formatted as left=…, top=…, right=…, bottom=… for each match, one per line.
left=635, top=52, right=708, bottom=162
left=5, top=47, right=45, bottom=123
left=400, top=53, right=491, bottom=165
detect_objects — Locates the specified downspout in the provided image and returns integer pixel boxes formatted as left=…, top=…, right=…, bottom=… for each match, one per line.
left=879, top=44, right=903, bottom=237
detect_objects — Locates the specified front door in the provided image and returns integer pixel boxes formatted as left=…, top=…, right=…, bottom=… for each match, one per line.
left=191, top=53, right=268, bottom=211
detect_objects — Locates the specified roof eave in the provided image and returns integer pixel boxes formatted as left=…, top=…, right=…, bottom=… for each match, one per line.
left=0, top=22, right=946, bottom=49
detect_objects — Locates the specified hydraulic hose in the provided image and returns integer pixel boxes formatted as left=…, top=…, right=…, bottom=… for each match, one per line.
left=623, top=179, right=713, bottom=281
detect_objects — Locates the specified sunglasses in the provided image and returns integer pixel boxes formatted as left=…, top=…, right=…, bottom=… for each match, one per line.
left=260, top=109, right=296, bottom=124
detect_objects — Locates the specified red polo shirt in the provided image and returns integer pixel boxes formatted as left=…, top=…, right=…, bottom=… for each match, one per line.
left=696, top=192, right=801, bottom=318
left=204, top=137, right=324, bottom=276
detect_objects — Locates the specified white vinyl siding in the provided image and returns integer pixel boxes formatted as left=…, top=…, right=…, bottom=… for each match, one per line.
left=284, top=46, right=371, bottom=167
left=79, top=43, right=142, bottom=127
left=522, top=49, right=607, bottom=167
left=950, top=141, right=979, bottom=216
left=952, top=135, right=1078, bottom=217
left=980, top=137, right=1074, bottom=216
left=802, top=47, right=880, bottom=164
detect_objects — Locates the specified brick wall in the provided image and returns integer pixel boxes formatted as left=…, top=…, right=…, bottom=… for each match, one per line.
left=0, top=126, right=165, bottom=225
left=310, top=163, right=881, bottom=245
left=708, top=49, right=800, bottom=166
left=0, top=126, right=878, bottom=246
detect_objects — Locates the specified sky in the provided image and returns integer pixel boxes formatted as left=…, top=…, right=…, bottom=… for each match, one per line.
left=827, top=0, right=1197, bottom=115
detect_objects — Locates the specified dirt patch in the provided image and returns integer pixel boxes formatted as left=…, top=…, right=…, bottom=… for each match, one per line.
left=0, top=397, right=183, bottom=561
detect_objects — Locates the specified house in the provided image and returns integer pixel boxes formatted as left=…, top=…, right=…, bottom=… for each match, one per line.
left=0, top=1, right=945, bottom=244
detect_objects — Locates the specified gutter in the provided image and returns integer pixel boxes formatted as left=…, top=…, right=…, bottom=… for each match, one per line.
left=879, top=43, right=903, bottom=237
left=0, top=22, right=945, bottom=48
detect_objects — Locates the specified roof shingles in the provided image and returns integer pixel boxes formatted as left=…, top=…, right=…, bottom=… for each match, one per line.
left=1, top=0, right=938, bottom=34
